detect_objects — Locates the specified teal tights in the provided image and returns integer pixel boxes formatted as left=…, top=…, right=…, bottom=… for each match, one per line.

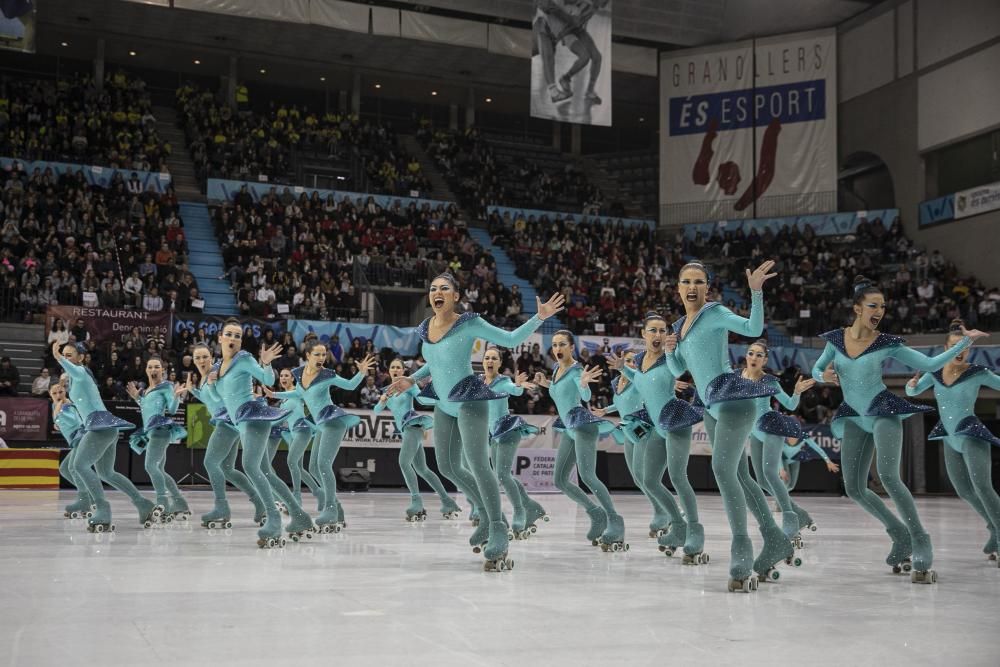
left=399, top=426, right=451, bottom=502
left=432, top=403, right=499, bottom=523
left=144, top=431, right=185, bottom=505
left=287, top=429, right=322, bottom=501
left=203, top=425, right=258, bottom=505
left=554, top=424, right=617, bottom=516
left=491, top=432, right=531, bottom=521
left=943, top=438, right=1000, bottom=548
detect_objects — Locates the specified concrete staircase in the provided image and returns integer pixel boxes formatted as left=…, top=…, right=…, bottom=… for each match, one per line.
left=178, top=202, right=238, bottom=315
left=0, top=323, right=46, bottom=395
left=154, top=105, right=205, bottom=203
left=466, top=228, right=564, bottom=332
left=399, top=135, right=461, bottom=208
left=578, top=155, right=645, bottom=218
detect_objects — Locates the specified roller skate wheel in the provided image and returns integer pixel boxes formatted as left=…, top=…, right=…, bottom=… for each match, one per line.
left=648, top=530, right=656, bottom=538
left=809, top=524, right=817, bottom=532
left=988, top=552, right=997, bottom=561
left=911, top=569, right=937, bottom=584
left=472, top=545, right=482, bottom=554
left=785, top=556, right=802, bottom=567
left=507, top=531, right=514, bottom=541
left=143, top=521, right=152, bottom=529
left=902, top=560, right=912, bottom=573
left=591, top=539, right=599, bottom=547
left=86, top=511, right=94, bottom=518
left=529, top=525, right=537, bottom=534
left=663, top=547, right=675, bottom=557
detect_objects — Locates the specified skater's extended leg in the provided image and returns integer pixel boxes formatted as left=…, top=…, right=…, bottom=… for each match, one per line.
left=962, top=438, right=1000, bottom=551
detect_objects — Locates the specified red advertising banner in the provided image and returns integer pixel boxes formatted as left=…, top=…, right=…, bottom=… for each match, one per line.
left=46, top=305, right=173, bottom=347
left=0, top=397, right=49, bottom=442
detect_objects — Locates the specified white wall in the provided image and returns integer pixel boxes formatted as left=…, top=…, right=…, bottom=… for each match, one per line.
left=916, top=0, right=1000, bottom=68
left=839, top=9, right=896, bottom=101
left=917, top=42, right=1000, bottom=150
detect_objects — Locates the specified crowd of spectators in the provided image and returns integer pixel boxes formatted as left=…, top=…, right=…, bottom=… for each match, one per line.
left=418, top=124, right=609, bottom=217
left=0, top=70, right=170, bottom=172
left=211, top=184, right=523, bottom=325
left=176, top=84, right=430, bottom=196
left=0, top=162, right=201, bottom=323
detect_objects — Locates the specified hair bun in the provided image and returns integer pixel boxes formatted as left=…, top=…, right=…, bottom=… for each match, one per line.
left=949, top=318, right=965, bottom=332
left=644, top=311, right=661, bottom=319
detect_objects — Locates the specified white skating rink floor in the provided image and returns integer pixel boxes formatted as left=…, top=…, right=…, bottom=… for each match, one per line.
left=2, top=490, right=999, bottom=667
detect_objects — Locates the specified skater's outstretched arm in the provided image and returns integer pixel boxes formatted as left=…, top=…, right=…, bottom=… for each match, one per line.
left=810, top=344, right=836, bottom=384
left=981, top=370, right=1000, bottom=391
left=905, top=372, right=934, bottom=396
left=890, top=337, right=974, bottom=372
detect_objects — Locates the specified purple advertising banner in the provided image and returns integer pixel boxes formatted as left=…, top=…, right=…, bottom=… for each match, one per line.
left=0, top=398, right=49, bottom=441
left=47, top=305, right=173, bottom=347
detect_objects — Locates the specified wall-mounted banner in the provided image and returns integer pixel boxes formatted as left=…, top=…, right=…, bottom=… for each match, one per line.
left=206, top=178, right=454, bottom=212
left=0, top=397, right=48, bottom=441
left=531, top=0, right=613, bottom=126
left=288, top=320, right=423, bottom=359
left=954, top=181, right=1000, bottom=220
left=1, top=157, right=171, bottom=192
left=682, top=209, right=897, bottom=240
left=172, top=313, right=286, bottom=341
left=660, top=29, right=837, bottom=224
left=47, top=306, right=172, bottom=347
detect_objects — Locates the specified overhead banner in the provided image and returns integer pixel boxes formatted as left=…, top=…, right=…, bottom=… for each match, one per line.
left=660, top=28, right=837, bottom=224
left=47, top=306, right=172, bottom=347
left=0, top=397, right=48, bottom=441
left=531, top=0, right=613, bottom=126
left=0, top=0, right=35, bottom=53
left=172, top=313, right=286, bottom=341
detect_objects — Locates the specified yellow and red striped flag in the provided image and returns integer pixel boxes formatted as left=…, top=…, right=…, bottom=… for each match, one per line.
left=0, top=448, right=60, bottom=489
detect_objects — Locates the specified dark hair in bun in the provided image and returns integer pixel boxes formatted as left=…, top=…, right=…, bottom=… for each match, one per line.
left=851, top=275, right=881, bottom=305
left=643, top=311, right=667, bottom=326
left=433, top=272, right=459, bottom=289
left=749, top=338, right=769, bottom=355
left=679, top=260, right=711, bottom=281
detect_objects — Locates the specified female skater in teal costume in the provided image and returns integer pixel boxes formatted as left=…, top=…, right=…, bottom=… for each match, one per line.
left=211, top=319, right=313, bottom=548
left=127, top=356, right=190, bottom=522
left=609, top=313, right=707, bottom=563
left=664, top=260, right=791, bottom=592
left=263, top=368, right=324, bottom=510
left=741, top=340, right=816, bottom=549
left=187, top=344, right=266, bottom=528
left=387, top=273, right=563, bottom=571
left=53, top=341, right=160, bottom=532
left=811, top=276, right=985, bottom=583
left=535, top=330, right=624, bottom=551
left=51, top=380, right=93, bottom=519
left=290, top=344, right=375, bottom=532
left=597, top=350, right=684, bottom=548
left=481, top=348, right=548, bottom=540
left=906, top=318, right=1000, bottom=563
left=373, top=358, right=460, bottom=522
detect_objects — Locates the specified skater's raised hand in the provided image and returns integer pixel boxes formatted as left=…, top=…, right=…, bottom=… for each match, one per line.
left=606, top=352, right=625, bottom=369
left=592, top=406, right=609, bottom=417
left=793, top=375, right=815, bottom=395
left=205, top=370, right=219, bottom=385
left=820, top=365, right=839, bottom=386
left=746, top=259, right=777, bottom=291
left=259, top=342, right=283, bottom=366
left=260, top=385, right=276, bottom=399
left=906, top=372, right=921, bottom=389
left=674, top=379, right=691, bottom=393
left=514, top=371, right=536, bottom=390
left=356, top=354, right=377, bottom=375
left=126, top=381, right=140, bottom=400
left=533, top=371, right=551, bottom=389
left=386, top=376, right=415, bottom=397
left=173, top=382, right=189, bottom=397
left=51, top=340, right=64, bottom=361
left=826, top=460, right=840, bottom=474
left=664, top=333, right=678, bottom=353
left=580, top=365, right=603, bottom=387
left=377, top=391, right=389, bottom=405
left=536, top=293, right=566, bottom=320
left=960, top=326, right=990, bottom=341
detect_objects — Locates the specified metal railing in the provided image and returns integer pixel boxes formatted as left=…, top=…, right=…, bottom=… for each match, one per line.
left=661, top=191, right=837, bottom=226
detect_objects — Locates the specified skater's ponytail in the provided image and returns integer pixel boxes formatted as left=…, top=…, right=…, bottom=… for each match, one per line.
left=851, top=275, right=881, bottom=305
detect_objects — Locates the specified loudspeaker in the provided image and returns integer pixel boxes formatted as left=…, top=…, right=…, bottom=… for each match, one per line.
left=337, top=467, right=371, bottom=491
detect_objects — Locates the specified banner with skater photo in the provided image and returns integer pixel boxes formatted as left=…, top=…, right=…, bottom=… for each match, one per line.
left=0, top=0, right=35, bottom=53
left=530, top=0, right=612, bottom=126
left=659, top=29, right=837, bottom=224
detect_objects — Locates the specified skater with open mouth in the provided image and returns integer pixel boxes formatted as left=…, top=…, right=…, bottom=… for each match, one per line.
left=388, top=272, right=564, bottom=571
left=812, top=277, right=987, bottom=583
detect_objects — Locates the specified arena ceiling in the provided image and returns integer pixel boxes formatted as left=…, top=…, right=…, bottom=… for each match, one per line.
left=31, top=0, right=886, bottom=121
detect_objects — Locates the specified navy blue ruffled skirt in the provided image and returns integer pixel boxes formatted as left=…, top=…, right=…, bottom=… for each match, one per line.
left=84, top=411, right=135, bottom=432
left=210, top=407, right=234, bottom=427
left=315, top=405, right=361, bottom=430
left=415, top=382, right=438, bottom=406
left=270, top=424, right=289, bottom=439
left=703, top=373, right=778, bottom=407
left=561, top=406, right=616, bottom=436
left=447, top=374, right=507, bottom=402
left=292, top=417, right=316, bottom=432
left=233, top=398, right=290, bottom=424
left=831, top=390, right=932, bottom=438
left=756, top=411, right=805, bottom=439
left=67, top=429, right=84, bottom=449
left=490, top=414, right=539, bottom=441
left=396, top=410, right=433, bottom=436
left=129, top=419, right=186, bottom=453
left=929, top=416, right=1000, bottom=448
left=657, top=399, right=704, bottom=433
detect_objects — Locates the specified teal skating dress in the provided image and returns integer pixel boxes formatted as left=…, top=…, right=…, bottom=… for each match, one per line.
left=191, top=363, right=238, bottom=431
left=906, top=365, right=1000, bottom=452
left=213, top=351, right=289, bottom=425
left=549, top=363, right=615, bottom=437
left=486, top=375, right=539, bottom=441
left=129, top=381, right=188, bottom=453
left=290, top=366, right=364, bottom=429
left=270, top=386, right=318, bottom=439
left=374, top=385, right=433, bottom=435
left=620, top=351, right=704, bottom=436
left=810, top=330, right=972, bottom=438
left=665, top=294, right=777, bottom=415
left=750, top=376, right=803, bottom=441
left=604, top=376, right=650, bottom=445
left=54, top=402, right=84, bottom=448
left=410, top=313, right=544, bottom=415
left=58, top=358, right=135, bottom=432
